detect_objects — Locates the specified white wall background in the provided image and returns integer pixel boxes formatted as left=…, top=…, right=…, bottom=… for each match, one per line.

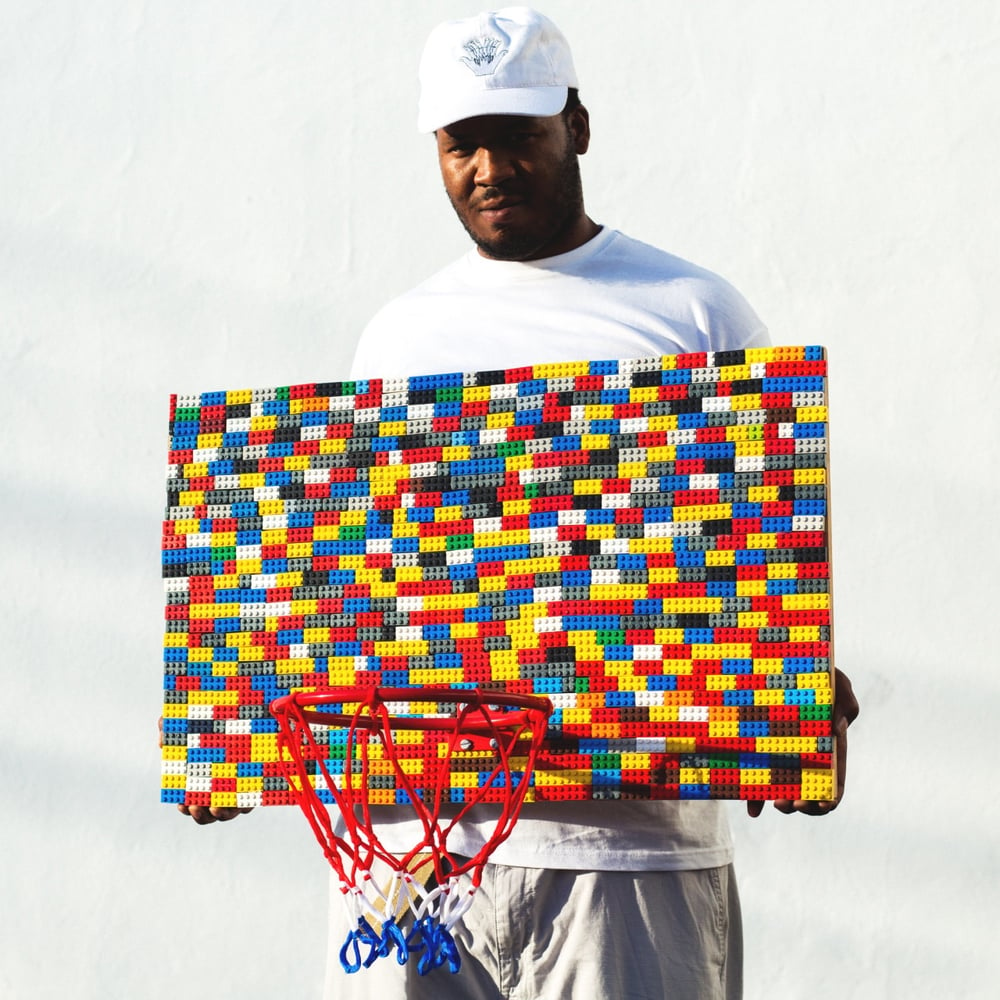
left=2, top=2, right=997, bottom=997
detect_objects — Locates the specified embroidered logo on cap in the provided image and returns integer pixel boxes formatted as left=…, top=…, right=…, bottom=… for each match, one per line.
left=460, top=33, right=508, bottom=76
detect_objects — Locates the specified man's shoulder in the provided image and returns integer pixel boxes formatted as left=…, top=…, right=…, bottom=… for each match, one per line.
left=595, top=229, right=741, bottom=288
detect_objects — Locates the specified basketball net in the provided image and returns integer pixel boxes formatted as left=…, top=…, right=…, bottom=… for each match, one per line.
left=271, top=686, right=552, bottom=974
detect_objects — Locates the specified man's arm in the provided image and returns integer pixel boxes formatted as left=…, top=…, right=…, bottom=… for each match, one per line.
left=746, top=668, right=859, bottom=817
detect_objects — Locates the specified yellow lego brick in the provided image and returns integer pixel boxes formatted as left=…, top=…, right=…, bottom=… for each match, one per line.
left=163, top=633, right=187, bottom=648
left=746, top=485, right=780, bottom=502
left=755, top=737, right=819, bottom=753
left=767, top=562, right=798, bottom=579
left=161, top=746, right=188, bottom=761
left=618, top=676, right=650, bottom=693
left=573, top=479, right=604, bottom=494
left=628, top=386, right=661, bottom=403
left=753, top=690, right=785, bottom=706
left=585, top=524, right=616, bottom=539
left=162, top=703, right=188, bottom=719
left=196, top=433, right=223, bottom=449
left=705, top=549, right=736, bottom=566
left=746, top=533, right=778, bottom=550
left=189, top=601, right=239, bottom=619
left=621, top=753, right=652, bottom=770
left=210, top=793, right=238, bottom=808
left=648, top=567, right=680, bottom=583
left=740, top=769, right=772, bottom=784
left=461, top=385, right=492, bottom=401
left=239, top=472, right=266, bottom=489
left=738, top=612, right=770, bottom=628
left=653, top=628, right=686, bottom=644
left=408, top=668, right=464, bottom=685
left=706, top=676, right=738, bottom=691
left=666, top=737, right=697, bottom=752
left=647, top=416, right=680, bottom=434
left=649, top=705, right=679, bottom=722
left=258, top=499, right=285, bottom=516
left=797, top=672, right=832, bottom=690
left=661, top=597, right=722, bottom=613
left=782, top=593, right=831, bottom=610
left=187, top=648, right=213, bottom=662
left=789, top=625, right=822, bottom=643
left=592, top=584, right=649, bottom=600
left=618, top=461, right=648, bottom=478
left=161, top=774, right=187, bottom=789
left=535, top=360, right=589, bottom=377
left=580, top=433, right=612, bottom=450
left=211, top=763, right=238, bottom=778
left=795, top=406, right=828, bottom=423
left=734, top=440, right=765, bottom=456
left=674, top=503, right=732, bottom=523
left=189, top=689, right=239, bottom=706
left=225, top=388, right=253, bottom=405
left=502, top=499, right=532, bottom=515
left=535, top=769, right=591, bottom=786
left=178, top=490, right=205, bottom=505
left=210, top=662, right=238, bottom=676
left=794, top=467, right=827, bottom=485
left=318, top=438, right=347, bottom=453
left=680, top=768, right=712, bottom=784
left=284, top=455, right=311, bottom=470
left=752, top=657, right=785, bottom=674
left=719, top=364, right=752, bottom=382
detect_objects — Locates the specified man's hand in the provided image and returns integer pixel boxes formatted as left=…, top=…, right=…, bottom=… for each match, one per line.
left=746, top=668, right=859, bottom=818
left=159, top=717, right=254, bottom=825
left=176, top=803, right=254, bottom=825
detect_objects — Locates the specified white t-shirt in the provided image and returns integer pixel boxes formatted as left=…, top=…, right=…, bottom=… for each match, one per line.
left=350, top=226, right=768, bottom=871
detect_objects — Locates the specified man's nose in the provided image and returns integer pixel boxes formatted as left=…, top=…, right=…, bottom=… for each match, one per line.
left=474, top=147, right=516, bottom=187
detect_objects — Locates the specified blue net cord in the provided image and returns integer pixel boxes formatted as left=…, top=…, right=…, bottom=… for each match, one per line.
left=340, top=916, right=460, bottom=975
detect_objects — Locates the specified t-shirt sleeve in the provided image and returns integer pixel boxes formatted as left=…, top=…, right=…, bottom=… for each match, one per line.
left=688, top=276, right=770, bottom=352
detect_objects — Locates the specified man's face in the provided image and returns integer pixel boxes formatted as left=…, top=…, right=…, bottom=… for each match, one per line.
left=435, top=108, right=591, bottom=261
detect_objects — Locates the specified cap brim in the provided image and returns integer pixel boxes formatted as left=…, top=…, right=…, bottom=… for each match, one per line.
left=418, top=85, right=568, bottom=133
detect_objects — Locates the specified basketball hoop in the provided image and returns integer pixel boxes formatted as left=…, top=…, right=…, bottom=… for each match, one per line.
left=270, top=686, right=552, bottom=974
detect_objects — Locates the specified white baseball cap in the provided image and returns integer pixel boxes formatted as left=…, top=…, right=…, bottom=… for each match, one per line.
left=417, top=7, right=579, bottom=133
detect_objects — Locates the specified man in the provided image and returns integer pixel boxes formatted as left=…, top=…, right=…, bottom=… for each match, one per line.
left=182, top=9, right=859, bottom=999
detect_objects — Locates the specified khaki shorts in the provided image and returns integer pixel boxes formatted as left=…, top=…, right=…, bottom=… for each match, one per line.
left=324, top=862, right=742, bottom=1000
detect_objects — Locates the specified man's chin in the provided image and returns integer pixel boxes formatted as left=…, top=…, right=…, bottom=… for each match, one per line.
left=473, top=230, right=546, bottom=262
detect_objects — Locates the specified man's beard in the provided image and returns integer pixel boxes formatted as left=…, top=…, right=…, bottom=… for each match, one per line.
left=449, top=147, right=585, bottom=261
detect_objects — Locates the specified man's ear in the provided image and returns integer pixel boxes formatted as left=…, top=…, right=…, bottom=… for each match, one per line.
left=568, top=104, right=591, bottom=155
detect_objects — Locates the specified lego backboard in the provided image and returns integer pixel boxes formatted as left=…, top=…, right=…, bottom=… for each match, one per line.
left=161, top=346, right=835, bottom=808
